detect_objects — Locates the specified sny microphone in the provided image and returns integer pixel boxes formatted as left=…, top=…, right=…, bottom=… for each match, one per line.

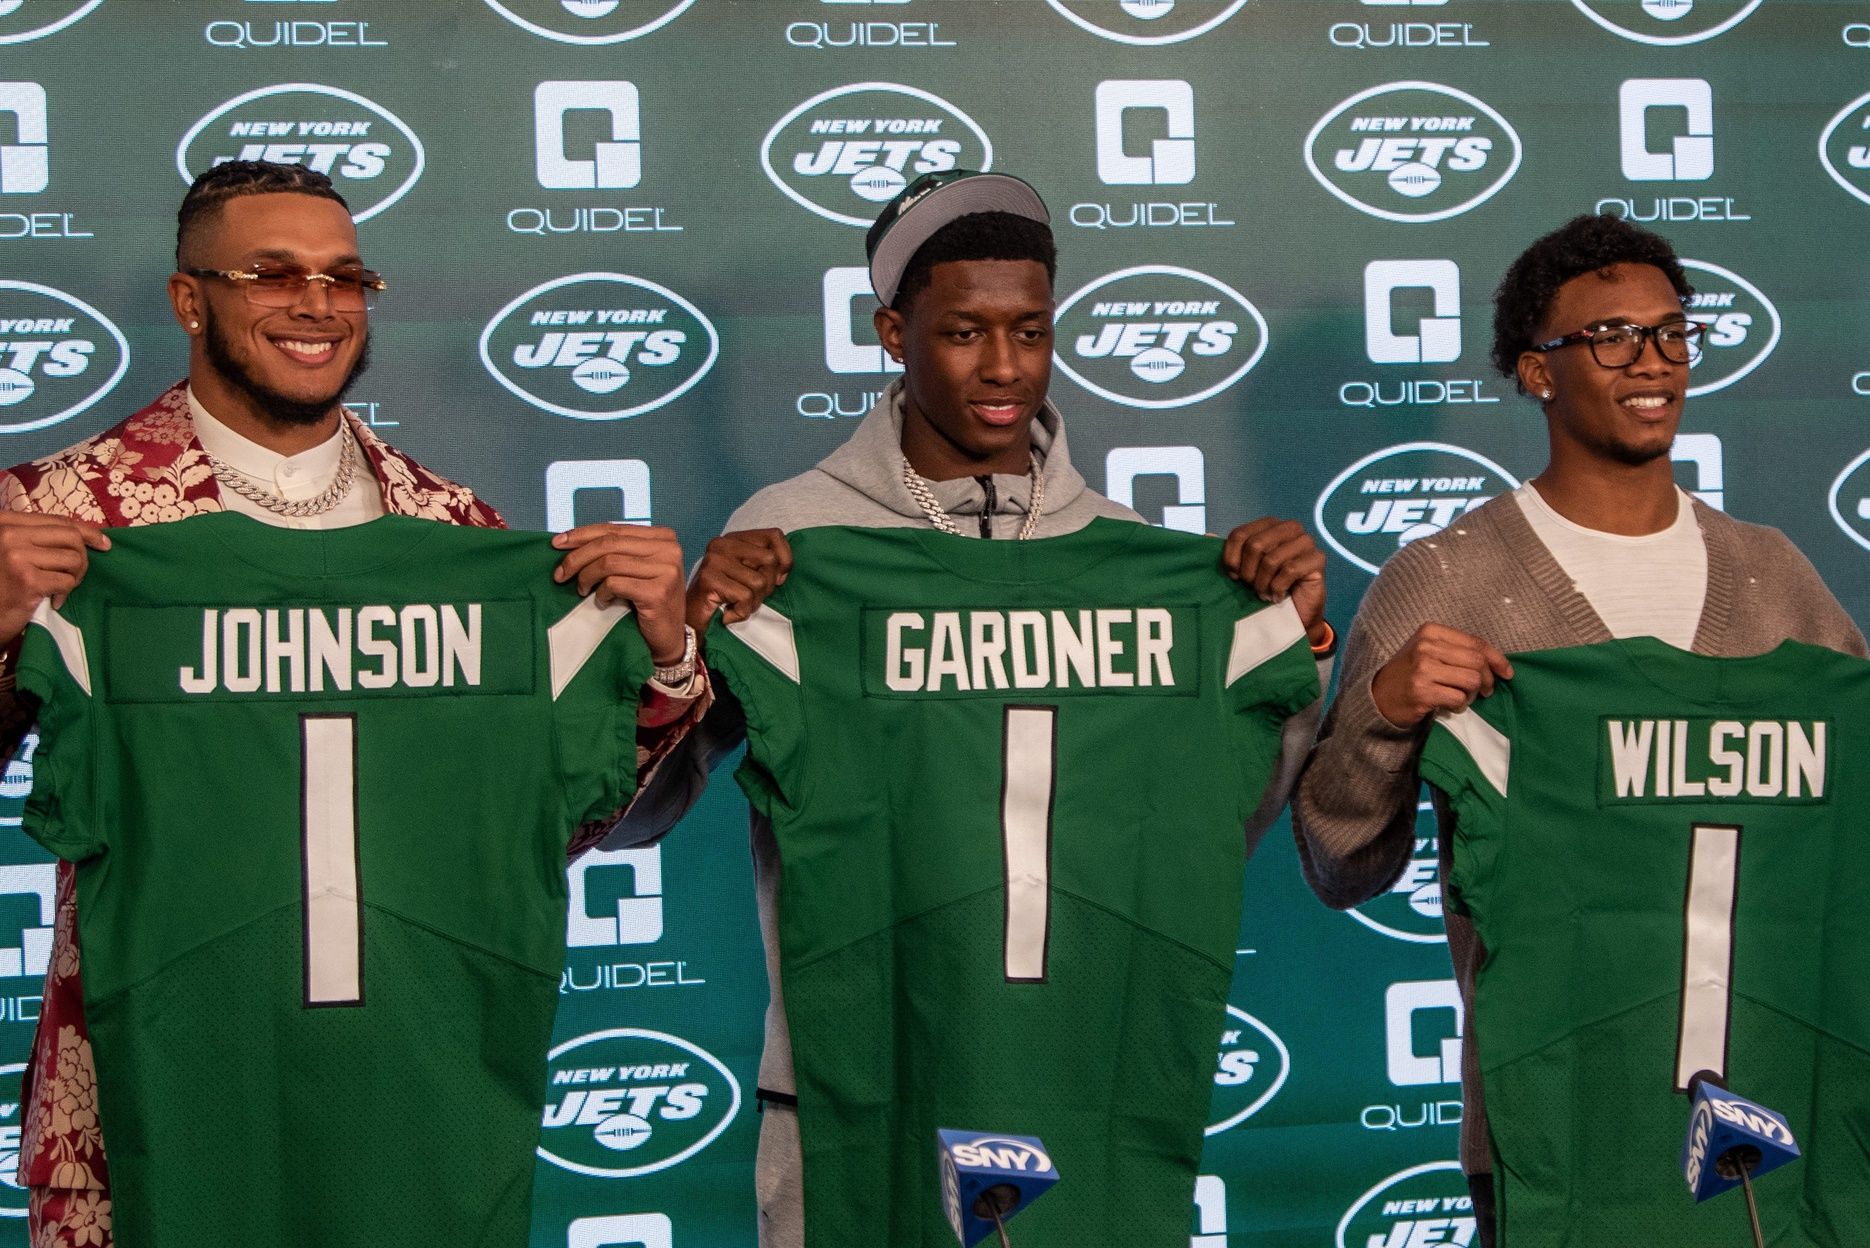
left=937, top=1130, right=1059, bottom=1247
left=1682, top=1072, right=1800, bottom=1204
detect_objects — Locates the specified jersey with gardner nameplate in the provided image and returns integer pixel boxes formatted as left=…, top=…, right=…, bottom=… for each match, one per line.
left=15, top=511, right=652, bottom=1248
left=1420, top=639, right=1870, bottom=1248
left=705, top=519, right=1319, bottom=1248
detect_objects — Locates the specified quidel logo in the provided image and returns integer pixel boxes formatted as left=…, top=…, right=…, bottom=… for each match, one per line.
left=177, top=84, right=425, bottom=224
left=480, top=273, right=718, bottom=421
left=537, top=1028, right=740, bottom=1178
left=1315, top=442, right=1518, bottom=575
left=0, top=0, right=102, bottom=45
left=1679, top=259, right=1778, bottom=397
left=1827, top=447, right=1870, bottom=555
left=1350, top=800, right=1444, bottom=943
left=0, top=282, right=128, bottom=435
left=481, top=0, right=697, bottom=45
left=1819, top=91, right=1870, bottom=210
left=1336, top=1161, right=1474, bottom=1248
left=1207, top=1005, right=1290, bottom=1135
left=1306, top=82, right=1521, bottom=223
left=761, top=83, right=991, bottom=227
left=1044, top=0, right=1251, bottom=46
left=1053, top=265, right=1268, bottom=410
left=1570, top=0, right=1762, bottom=46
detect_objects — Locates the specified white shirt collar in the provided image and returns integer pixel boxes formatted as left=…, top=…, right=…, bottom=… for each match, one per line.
left=186, top=385, right=352, bottom=489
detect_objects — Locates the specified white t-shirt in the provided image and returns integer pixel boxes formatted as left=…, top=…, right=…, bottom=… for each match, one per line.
left=188, top=388, right=384, bottom=530
left=1512, top=482, right=1707, bottom=648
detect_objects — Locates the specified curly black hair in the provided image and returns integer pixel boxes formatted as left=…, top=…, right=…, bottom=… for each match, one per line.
left=894, top=211, right=1057, bottom=311
left=1490, top=214, right=1693, bottom=387
left=176, top=160, right=351, bottom=268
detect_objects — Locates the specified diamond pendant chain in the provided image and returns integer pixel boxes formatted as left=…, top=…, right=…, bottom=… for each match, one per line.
left=902, top=452, right=1045, bottom=541
left=207, top=428, right=359, bottom=519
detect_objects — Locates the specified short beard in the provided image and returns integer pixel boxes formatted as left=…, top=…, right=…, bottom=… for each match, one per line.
left=199, top=309, right=370, bottom=428
left=1586, top=427, right=1673, bottom=468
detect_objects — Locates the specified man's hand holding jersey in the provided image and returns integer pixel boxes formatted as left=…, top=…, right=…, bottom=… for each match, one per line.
left=551, top=523, right=691, bottom=666
left=1369, top=623, right=1514, bottom=727
left=686, top=528, right=794, bottom=633
left=1221, top=517, right=1331, bottom=650
left=0, top=511, right=112, bottom=646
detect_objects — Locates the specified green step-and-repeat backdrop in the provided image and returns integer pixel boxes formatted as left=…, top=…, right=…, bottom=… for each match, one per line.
left=3, top=1, right=1869, bottom=1244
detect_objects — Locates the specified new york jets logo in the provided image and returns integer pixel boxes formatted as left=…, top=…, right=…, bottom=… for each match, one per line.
left=1827, top=447, right=1870, bottom=555
left=1306, top=82, right=1521, bottom=224
left=1052, top=266, right=1267, bottom=410
left=1315, top=443, right=1518, bottom=575
left=762, top=84, right=992, bottom=227
left=0, top=281, right=128, bottom=435
left=1679, top=259, right=1778, bottom=397
left=1570, top=0, right=1762, bottom=46
left=480, top=0, right=697, bottom=45
left=1044, top=0, right=1251, bottom=46
left=1336, top=1162, right=1474, bottom=1248
left=1350, top=800, right=1444, bottom=944
left=1207, top=1005, right=1290, bottom=1135
left=1819, top=92, right=1870, bottom=211
left=177, top=85, right=425, bottom=224
left=0, top=0, right=102, bottom=44
left=537, top=1028, right=740, bottom=1178
left=0, top=1062, right=23, bottom=1217
left=479, top=273, right=718, bottom=421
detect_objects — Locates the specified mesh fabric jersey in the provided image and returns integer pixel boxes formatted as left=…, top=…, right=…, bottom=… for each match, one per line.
left=1420, top=638, right=1870, bottom=1247
left=16, top=512, right=651, bottom=1247
left=706, top=519, right=1319, bottom=1247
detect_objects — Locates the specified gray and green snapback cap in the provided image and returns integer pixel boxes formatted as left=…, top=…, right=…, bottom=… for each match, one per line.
left=864, top=170, right=1050, bottom=305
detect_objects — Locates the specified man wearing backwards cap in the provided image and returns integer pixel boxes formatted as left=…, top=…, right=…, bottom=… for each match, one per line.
left=612, top=170, right=1334, bottom=1245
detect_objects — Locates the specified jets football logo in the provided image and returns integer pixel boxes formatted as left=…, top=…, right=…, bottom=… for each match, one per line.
left=0, top=0, right=102, bottom=44
left=478, top=273, right=719, bottom=421
left=537, top=1028, right=740, bottom=1178
left=1827, top=448, right=1870, bottom=556
left=1314, top=443, right=1519, bottom=576
left=1678, top=259, right=1779, bottom=398
left=1349, top=801, right=1445, bottom=944
left=1043, top=0, right=1252, bottom=46
left=761, top=83, right=993, bottom=227
left=1819, top=92, right=1870, bottom=212
left=1336, top=1162, right=1475, bottom=1248
left=480, top=0, right=697, bottom=45
left=1052, top=266, right=1268, bottom=410
left=1306, top=82, right=1522, bottom=224
left=1569, top=0, right=1762, bottom=46
left=1207, top=1005, right=1290, bottom=1135
left=177, top=84, right=425, bottom=225
left=0, top=281, right=129, bottom=435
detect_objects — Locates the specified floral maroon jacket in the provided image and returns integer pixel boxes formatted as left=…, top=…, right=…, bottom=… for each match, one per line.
left=0, top=382, right=706, bottom=1206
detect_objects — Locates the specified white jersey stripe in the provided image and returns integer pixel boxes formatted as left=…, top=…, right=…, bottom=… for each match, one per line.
left=30, top=600, right=91, bottom=697
left=1678, top=823, right=1741, bottom=1090
left=728, top=606, right=801, bottom=684
left=1226, top=598, right=1303, bottom=688
left=549, top=594, right=633, bottom=701
left=302, top=715, right=361, bottom=1006
left=1438, top=708, right=1511, bottom=798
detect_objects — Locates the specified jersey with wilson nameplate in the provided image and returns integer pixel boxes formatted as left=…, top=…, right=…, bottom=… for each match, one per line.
left=1420, top=638, right=1870, bottom=1247
left=705, top=519, right=1319, bottom=1248
left=16, top=511, right=652, bottom=1248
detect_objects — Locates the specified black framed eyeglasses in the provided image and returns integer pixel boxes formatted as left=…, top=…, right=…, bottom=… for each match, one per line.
left=185, top=263, right=386, bottom=312
left=1529, top=318, right=1702, bottom=369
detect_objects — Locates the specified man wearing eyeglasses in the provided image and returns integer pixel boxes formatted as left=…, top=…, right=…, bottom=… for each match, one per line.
left=0, top=160, right=704, bottom=1247
left=1293, top=213, right=1863, bottom=1247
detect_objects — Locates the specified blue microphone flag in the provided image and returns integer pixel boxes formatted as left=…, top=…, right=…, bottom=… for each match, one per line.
left=937, top=1129, right=1060, bottom=1246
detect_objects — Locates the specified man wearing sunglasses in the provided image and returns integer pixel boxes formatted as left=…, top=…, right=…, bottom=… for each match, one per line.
left=0, top=160, right=703, bottom=1246
left=1293, top=213, right=1863, bottom=1246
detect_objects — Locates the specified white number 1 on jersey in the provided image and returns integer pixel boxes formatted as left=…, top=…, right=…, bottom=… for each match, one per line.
left=1677, top=822, right=1741, bottom=1090
left=301, top=714, right=364, bottom=1007
left=1001, top=706, right=1057, bottom=983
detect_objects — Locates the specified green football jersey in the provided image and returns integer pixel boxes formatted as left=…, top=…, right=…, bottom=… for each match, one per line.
left=17, top=512, right=652, bottom=1248
left=705, top=519, right=1319, bottom=1247
left=1420, top=638, right=1870, bottom=1247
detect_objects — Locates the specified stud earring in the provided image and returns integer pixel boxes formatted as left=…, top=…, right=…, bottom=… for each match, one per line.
left=188, top=320, right=200, bottom=330
left=1540, top=389, right=1553, bottom=401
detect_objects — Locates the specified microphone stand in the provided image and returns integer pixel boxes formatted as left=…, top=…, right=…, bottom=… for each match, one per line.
left=1715, top=1146, right=1766, bottom=1248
